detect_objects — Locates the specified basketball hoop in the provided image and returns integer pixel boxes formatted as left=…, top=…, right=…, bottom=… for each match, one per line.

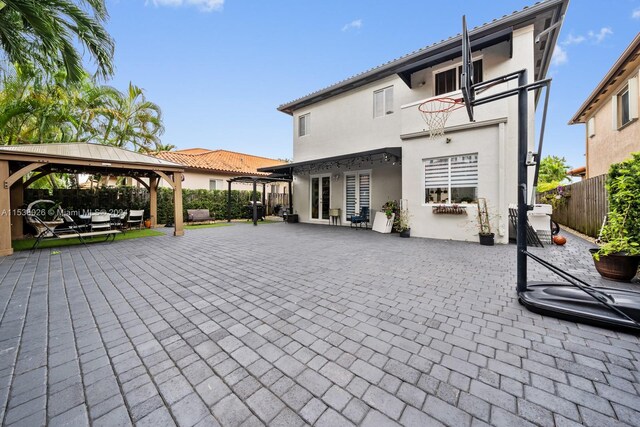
left=418, top=97, right=465, bottom=139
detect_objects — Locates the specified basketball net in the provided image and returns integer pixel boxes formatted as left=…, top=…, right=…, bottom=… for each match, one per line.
left=418, top=97, right=465, bottom=140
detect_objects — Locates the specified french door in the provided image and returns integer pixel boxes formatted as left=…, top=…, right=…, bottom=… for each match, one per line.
left=310, top=175, right=331, bottom=220
left=345, top=171, right=371, bottom=220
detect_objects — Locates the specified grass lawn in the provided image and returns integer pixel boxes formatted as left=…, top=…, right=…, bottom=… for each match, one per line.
left=12, top=229, right=165, bottom=251
left=184, top=223, right=234, bottom=230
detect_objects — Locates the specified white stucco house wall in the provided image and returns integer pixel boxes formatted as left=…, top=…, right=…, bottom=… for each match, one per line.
left=261, top=0, right=568, bottom=244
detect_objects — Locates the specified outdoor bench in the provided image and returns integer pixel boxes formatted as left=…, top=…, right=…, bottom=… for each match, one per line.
left=29, top=214, right=122, bottom=251
left=186, top=209, right=215, bottom=223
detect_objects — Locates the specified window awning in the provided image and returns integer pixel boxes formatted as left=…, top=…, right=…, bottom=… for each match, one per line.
left=258, top=147, right=402, bottom=179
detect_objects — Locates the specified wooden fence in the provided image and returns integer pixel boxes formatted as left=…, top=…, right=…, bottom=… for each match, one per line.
left=537, top=174, right=608, bottom=238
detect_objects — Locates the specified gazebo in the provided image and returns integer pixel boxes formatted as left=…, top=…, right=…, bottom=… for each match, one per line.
left=0, top=143, right=186, bottom=256
left=226, top=176, right=292, bottom=225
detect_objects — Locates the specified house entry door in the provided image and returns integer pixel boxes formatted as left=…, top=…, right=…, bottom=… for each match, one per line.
left=345, top=171, right=371, bottom=221
left=311, top=175, right=331, bottom=220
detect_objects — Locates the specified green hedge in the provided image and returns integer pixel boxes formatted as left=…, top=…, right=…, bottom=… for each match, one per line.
left=25, top=187, right=262, bottom=224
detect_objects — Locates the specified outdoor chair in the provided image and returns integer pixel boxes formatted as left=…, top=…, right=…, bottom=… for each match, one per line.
left=127, top=210, right=144, bottom=229
left=350, top=206, right=370, bottom=229
left=91, top=213, right=112, bottom=232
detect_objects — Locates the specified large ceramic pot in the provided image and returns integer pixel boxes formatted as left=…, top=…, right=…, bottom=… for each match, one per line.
left=479, top=233, right=495, bottom=246
left=589, top=249, right=640, bottom=282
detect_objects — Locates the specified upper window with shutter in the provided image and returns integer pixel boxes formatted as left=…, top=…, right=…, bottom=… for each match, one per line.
left=424, top=154, right=478, bottom=204
left=613, top=76, right=638, bottom=130
left=373, top=86, right=394, bottom=118
left=298, top=113, right=310, bottom=137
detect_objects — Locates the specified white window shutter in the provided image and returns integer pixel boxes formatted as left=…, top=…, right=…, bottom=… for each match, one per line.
left=385, top=87, right=394, bottom=114
left=629, top=76, right=639, bottom=120
left=374, top=91, right=384, bottom=117
left=612, top=95, right=618, bottom=130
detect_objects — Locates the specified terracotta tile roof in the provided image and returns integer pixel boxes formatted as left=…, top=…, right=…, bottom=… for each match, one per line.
left=153, top=149, right=287, bottom=176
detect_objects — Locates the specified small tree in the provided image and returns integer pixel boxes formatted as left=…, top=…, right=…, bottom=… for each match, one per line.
left=537, top=155, right=570, bottom=192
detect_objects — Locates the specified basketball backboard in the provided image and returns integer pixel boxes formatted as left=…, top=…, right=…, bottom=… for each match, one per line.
left=460, top=15, right=475, bottom=122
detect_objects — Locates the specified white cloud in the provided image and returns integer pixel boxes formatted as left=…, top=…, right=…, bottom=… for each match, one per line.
left=148, top=0, right=224, bottom=12
left=552, top=44, right=568, bottom=66
left=342, top=19, right=362, bottom=32
left=633, top=8, right=640, bottom=19
left=562, top=34, right=585, bottom=46
left=588, top=27, right=613, bottom=43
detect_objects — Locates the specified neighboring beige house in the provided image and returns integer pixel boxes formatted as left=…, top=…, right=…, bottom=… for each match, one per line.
left=569, top=33, right=640, bottom=178
left=153, top=148, right=288, bottom=193
left=261, top=0, right=567, bottom=243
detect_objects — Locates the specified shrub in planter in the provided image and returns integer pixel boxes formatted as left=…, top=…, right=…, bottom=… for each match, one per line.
left=591, top=153, right=640, bottom=281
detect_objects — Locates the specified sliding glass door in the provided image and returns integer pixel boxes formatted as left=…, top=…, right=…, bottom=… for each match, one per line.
left=310, top=175, right=331, bottom=220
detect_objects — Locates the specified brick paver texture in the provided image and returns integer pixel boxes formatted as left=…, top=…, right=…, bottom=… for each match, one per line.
left=0, top=222, right=639, bottom=426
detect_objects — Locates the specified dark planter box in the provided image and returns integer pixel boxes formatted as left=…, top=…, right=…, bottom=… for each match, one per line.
left=400, top=229, right=410, bottom=238
left=479, top=233, right=495, bottom=246
left=286, top=214, right=299, bottom=223
left=589, top=249, right=640, bottom=282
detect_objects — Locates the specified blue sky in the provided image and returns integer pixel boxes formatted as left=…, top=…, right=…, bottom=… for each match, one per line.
left=103, top=0, right=640, bottom=168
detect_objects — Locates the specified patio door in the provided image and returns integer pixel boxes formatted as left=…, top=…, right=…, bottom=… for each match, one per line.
left=345, top=171, right=370, bottom=220
left=310, top=175, right=331, bottom=220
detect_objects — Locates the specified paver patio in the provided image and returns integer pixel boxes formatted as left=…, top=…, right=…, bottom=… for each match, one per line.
left=0, top=223, right=639, bottom=426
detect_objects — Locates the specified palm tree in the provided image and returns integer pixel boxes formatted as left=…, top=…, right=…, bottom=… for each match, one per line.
left=104, top=82, right=164, bottom=153
left=0, top=0, right=114, bottom=82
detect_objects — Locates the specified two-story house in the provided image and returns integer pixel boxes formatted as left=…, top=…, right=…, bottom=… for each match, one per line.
left=261, top=0, right=568, bottom=243
left=569, top=33, right=640, bottom=178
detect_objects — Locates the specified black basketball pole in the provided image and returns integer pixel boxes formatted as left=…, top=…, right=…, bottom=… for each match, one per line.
left=517, top=70, right=528, bottom=293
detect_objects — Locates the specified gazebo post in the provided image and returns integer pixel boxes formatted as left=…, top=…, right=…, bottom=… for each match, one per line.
left=0, top=160, right=13, bottom=256
left=149, top=176, right=158, bottom=228
left=173, top=172, right=184, bottom=236
left=10, top=179, right=24, bottom=240
left=262, top=183, right=266, bottom=215
left=227, top=180, right=232, bottom=223
left=252, top=179, right=258, bottom=226
left=288, top=180, right=293, bottom=216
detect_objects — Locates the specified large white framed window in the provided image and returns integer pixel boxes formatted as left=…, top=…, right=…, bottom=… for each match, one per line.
left=298, top=113, right=310, bottom=137
left=434, top=59, right=483, bottom=96
left=612, top=76, right=638, bottom=130
left=373, top=86, right=394, bottom=117
left=424, top=154, right=478, bottom=204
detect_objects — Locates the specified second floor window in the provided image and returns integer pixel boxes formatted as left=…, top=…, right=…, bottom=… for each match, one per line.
left=618, top=86, right=631, bottom=128
left=435, top=59, right=483, bottom=96
left=374, top=86, right=394, bottom=117
left=299, top=113, right=310, bottom=137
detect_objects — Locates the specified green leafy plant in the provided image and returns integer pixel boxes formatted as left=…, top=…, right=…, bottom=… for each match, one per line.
left=382, top=200, right=398, bottom=219
left=593, top=208, right=640, bottom=259
left=593, top=153, right=640, bottom=259
left=396, top=209, right=411, bottom=232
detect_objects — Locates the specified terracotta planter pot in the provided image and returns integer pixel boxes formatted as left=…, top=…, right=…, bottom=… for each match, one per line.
left=589, top=249, right=640, bottom=282
left=479, top=233, right=494, bottom=246
left=144, top=220, right=152, bottom=228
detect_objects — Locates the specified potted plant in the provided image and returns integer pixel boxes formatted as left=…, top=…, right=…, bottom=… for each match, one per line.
left=397, top=209, right=411, bottom=238
left=144, top=215, right=152, bottom=229
left=477, top=198, right=494, bottom=246
left=591, top=208, right=640, bottom=282
left=590, top=154, right=640, bottom=282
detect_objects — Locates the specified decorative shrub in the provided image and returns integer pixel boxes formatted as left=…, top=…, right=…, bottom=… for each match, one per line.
left=595, top=152, right=640, bottom=257
left=25, top=187, right=263, bottom=225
